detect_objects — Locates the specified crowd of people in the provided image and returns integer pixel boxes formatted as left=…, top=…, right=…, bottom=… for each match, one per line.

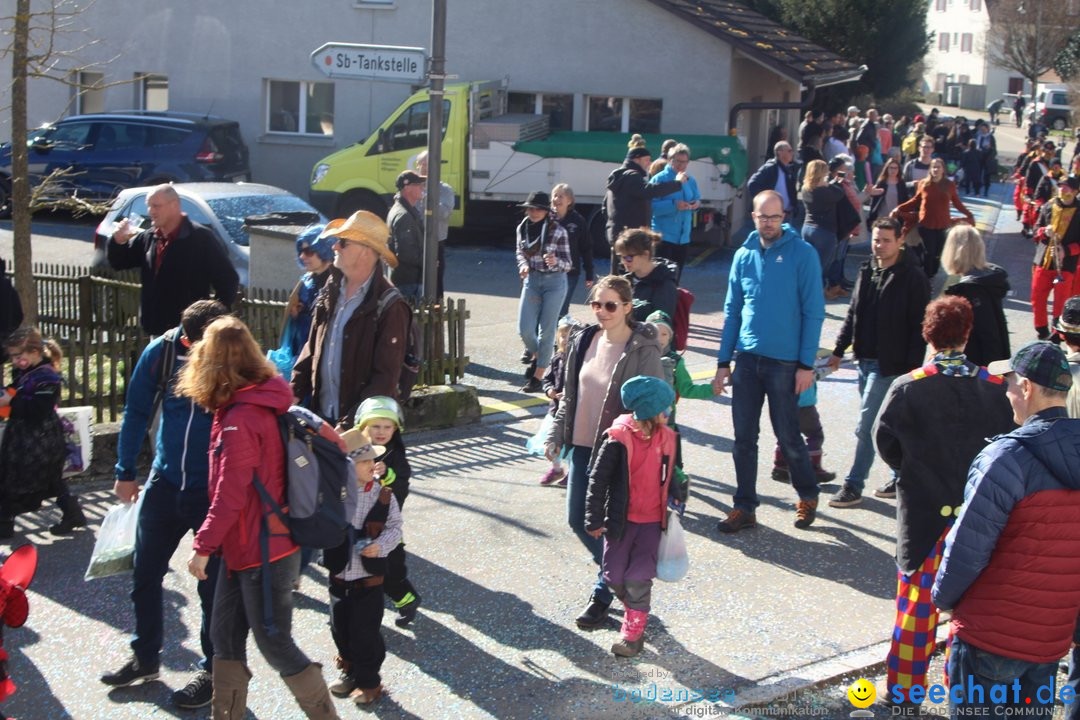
left=4, top=100, right=1080, bottom=719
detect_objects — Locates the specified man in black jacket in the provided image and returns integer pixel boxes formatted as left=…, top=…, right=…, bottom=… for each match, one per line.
left=746, top=142, right=798, bottom=224
left=826, top=218, right=930, bottom=507
left=387, top=170, right=425, bottom=300
left=108, top=185, right=238, bottom=335
left=604, top=147, right=685, bottom=275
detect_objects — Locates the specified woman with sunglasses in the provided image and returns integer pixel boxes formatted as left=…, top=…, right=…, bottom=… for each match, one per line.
left=545, top=275, right=663, bottom=631
left=615, top=228, right=678, bottom=323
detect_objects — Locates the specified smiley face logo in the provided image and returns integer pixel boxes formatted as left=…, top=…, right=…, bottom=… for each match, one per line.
left=847, top=678, right=876, bottom=708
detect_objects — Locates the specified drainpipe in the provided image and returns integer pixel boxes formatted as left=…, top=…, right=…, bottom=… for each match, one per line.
left=728, top=82, right=817, bottom=135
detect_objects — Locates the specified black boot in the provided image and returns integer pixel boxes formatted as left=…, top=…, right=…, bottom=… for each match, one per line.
left=0, top=518, right=13, bottom=540
left=50, top=495, right=87, bottom=536
left=1036, top=325, right=1050, bottom=340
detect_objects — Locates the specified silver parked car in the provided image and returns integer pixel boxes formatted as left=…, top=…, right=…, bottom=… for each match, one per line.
left=93, top=182, right=326, bottom=285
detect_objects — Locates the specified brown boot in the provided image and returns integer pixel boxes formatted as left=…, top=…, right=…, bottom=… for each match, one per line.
left=794, top=499, right=818, bottom=529
left=282, top=663, right=341, bottom=720
left=210, top=659, right=251, bottom=720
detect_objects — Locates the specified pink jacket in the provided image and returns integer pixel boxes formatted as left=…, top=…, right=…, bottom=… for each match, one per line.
left=193, top=375, right=297, bottom=571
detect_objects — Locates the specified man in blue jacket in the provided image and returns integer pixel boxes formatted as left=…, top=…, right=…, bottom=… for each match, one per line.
left=932, top=341, right=1080, bottom=718
left=100, top=300, right=230, bottom=709
left=712, top=190, right=825, bottom=532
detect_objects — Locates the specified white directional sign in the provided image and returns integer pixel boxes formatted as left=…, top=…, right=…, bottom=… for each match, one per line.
left=311, top=43, right=426, bottom=84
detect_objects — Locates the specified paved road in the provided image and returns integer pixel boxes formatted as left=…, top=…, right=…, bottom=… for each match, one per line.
left=0, top=179, right=1049, bottom=719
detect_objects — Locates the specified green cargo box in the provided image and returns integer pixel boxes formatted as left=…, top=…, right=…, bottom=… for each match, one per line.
left=512, top=132, right=747, bottom=187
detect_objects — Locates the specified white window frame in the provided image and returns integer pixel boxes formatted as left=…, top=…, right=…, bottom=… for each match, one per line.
left=134, top=72, right=169, bottom=111
left=265, top=79, right=335, bottom=136
left=74, top=71, right=105, bottom=115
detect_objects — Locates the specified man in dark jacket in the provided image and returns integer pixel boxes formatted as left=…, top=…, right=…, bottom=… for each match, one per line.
left=604, top=147, right=685, bottom=275
left=107, top=184, right=238, bottom=335
left=827, top=218, right=930, bottom=508
left=101, top=300, right=230, bottom=709
left=387, top=170, right=426, bottom=300
left=746, top=142, right=798, bottom=223
left=0, top=257, right=23, bottom=379
left=933, top=341, right=1080, bottom=718
left=873, top=296, right=1014, bottom=701
left=291, top=211, right=411, bottom=427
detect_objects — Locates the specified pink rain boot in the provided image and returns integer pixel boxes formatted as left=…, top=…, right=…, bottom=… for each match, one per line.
left=611, top=608, right=647, bottom=657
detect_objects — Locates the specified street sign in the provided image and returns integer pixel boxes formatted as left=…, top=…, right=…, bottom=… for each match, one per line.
left=311, top=43, right=426, bottom=84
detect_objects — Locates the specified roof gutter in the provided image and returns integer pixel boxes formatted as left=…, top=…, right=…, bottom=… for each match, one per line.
left=728, top=64, right=867, bottom=134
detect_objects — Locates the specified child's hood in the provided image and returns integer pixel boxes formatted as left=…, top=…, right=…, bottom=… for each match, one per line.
left=606, top=413, right=642, bottom=447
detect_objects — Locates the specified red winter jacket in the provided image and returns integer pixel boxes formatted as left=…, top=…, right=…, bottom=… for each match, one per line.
left=193, top=375, right=297, bottom=571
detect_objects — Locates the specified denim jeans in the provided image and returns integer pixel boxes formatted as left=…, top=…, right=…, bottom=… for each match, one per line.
left=518, top=271, right=568, bottom=370
left=843, top=359, right=899, bottom=493
left=559, top=270, right=581, bottom=319
left=210, top=551, right=310, bottom=677
left=131, top=473, right=219, bottom=671
left=802, top=224, right=837, bottom=287
left=946, top=637, right=1057, bottom=719
left=731, top=352, right=820, bottom=511
left=566, top=445, right=613, bottom=605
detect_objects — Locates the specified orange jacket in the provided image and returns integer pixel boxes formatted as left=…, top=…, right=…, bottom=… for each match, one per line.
left=894, top=178, right=974, bottom=233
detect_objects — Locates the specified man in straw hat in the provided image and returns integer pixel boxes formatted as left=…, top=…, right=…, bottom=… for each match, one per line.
left=291, top=211, right=411, bottom=426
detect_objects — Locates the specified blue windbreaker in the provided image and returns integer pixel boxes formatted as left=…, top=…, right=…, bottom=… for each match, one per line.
left=115, top=332, right=213, bottom=490
left=650, top=164, right=701, bottom=246
left=718, top=225, right=825, bottom=368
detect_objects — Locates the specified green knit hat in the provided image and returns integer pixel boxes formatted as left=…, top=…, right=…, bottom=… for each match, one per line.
left=353, top=396, right=404, bottom=431
left=645, top=310, right=673, bottom=332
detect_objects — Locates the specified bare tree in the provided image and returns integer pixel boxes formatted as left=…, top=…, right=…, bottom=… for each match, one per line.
left=987, top=1, right=1079, bottom=106
left=1, top=0, right=118, bottom=323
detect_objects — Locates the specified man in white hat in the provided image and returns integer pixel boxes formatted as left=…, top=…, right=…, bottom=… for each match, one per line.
left=291, top=211, right=411, bottom=426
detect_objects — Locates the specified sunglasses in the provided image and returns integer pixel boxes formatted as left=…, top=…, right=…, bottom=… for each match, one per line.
left=590, top=300, right=626, bottom=313
left=299, top=247, right=317, bottom=256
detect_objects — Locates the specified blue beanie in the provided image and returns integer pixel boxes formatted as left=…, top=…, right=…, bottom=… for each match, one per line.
left=620, top=375, right=674, bottom=421
left=295, top=224, right=334, bottom=268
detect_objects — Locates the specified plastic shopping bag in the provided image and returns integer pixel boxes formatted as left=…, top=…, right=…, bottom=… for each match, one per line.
left=85, top=494, right=144, bottom=581
left=656, top=512, right=689, bottom=582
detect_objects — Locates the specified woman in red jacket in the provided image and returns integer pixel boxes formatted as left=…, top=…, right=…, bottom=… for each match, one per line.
left=179, top=316, right=339, bottom=720
left=892, top=157, right=975, bottom=279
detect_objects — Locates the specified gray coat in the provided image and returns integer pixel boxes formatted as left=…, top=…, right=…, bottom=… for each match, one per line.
left=547, top=321, right=663, bottom=456
left=387, top=195, right=424, bottom=286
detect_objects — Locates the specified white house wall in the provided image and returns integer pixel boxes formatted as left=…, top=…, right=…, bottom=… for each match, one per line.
left=1, top=0, right=753, bottom=199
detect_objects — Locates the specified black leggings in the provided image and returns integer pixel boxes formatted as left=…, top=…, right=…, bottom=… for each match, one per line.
left=918, top=226, right=948, bottom=279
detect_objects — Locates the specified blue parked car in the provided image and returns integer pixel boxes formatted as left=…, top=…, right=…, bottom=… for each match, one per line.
left=0, top=111, right=250, bottom=216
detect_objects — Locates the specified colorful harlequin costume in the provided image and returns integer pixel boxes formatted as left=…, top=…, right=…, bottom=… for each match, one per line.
left=0, top=545, right=38, bottom=718
left=1032, top=182, right=1080, bottom=337
left=873, top=353, right=1014, bottom=697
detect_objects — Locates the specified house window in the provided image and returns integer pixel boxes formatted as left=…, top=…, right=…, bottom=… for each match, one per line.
left=135, top=73, right=168, bottom=111
left=936, top=0, right=946, bottom=10
left=936, top=73, right=949, bottom=92
left=969, top=0, right=980, bottom=9
left=507, top=92, right=574, bottom=131
left=266, top=80, right=335, bottom=136
left=74, top=71, right=105, bottom=115
left=961, top=33, right=973, bottom=52
left=586, top=96, right=663, bottom=134
left=959, top=74, right=971, bottom=84
left=938, top=34, right=950, bottom=52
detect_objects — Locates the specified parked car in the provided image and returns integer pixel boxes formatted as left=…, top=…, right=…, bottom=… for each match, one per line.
left=1029, top=85, right=1072, bottom=131
left=92, top=182, right=324, bottom=286
left=0, top=111, right=250, bottom=217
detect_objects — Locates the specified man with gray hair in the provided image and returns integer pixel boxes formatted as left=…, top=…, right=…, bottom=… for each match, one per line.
left=746, top=142, right=798, bottom=223
left=108, top=184, right=238, bottom=335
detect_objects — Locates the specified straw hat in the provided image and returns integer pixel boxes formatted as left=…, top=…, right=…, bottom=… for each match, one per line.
left=319, top=211, right=398, bottom=268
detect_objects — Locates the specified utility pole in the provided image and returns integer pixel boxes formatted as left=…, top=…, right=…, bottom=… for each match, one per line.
left=422, top=0, right=446, bottom=303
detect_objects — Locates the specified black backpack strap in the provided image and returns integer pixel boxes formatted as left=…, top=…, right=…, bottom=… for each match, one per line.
left=376, top=286, right=405, bottom=320
left=251, top=472, right=291, bottom=637
left=151, top=327, right=181, bottom=419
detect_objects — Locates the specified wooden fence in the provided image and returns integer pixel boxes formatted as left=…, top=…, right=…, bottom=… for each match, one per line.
left=7, top=263, right=469, bottom=421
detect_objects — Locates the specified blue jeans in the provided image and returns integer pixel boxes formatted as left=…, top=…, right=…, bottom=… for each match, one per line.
left=802, top=224, right=837, bottom=287
left=210, top=551, right=310, bottom=677
left=566, top=445, right=613, bottom=605
left=731, top=352, right=819, bottom=512
left=518, top=271, right=567, bottom=370
left=843, top=359, right=898, bottom=493
left=131, top=473, right=219, bottom=671
left=946, top=637, right=1057, bottom=719
left=559, top=270, right=581, bottom=319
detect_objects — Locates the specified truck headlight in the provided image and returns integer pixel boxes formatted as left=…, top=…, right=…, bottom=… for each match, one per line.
left=311, top=163, right=330, bottom=186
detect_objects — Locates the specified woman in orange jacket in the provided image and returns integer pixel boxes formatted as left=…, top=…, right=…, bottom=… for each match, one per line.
left=892, top=157, right=975, bottom=279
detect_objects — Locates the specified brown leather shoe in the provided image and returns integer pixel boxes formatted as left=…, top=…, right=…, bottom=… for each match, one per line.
left=794, top=499, right=818, bottom=529
left=716, top=509, right=757, bottom=533
left=351, top=684, right=384, bottom=705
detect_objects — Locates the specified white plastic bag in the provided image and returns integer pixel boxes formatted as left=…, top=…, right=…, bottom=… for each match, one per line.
left=85, top=495, right=143, bottom=581
left=656, top=512, right=689, bottom=582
